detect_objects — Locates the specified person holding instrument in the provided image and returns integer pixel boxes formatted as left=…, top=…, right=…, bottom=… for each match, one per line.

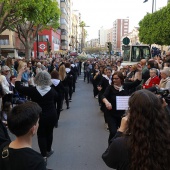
left=102, top=89, right=170, bottom=170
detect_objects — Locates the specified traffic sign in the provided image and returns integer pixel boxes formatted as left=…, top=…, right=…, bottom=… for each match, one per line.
left=123, top=37, right=130, bottom=45
left=39, top=44, right=46, bottom=50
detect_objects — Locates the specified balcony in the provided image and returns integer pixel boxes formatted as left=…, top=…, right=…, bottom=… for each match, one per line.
left=61, top=45, right=68, bottom=50
left=60, top=2, right=67, bottom=9
left=60, top=24, right=68, bottom=30
left=61, top=34, right=68, bottom=40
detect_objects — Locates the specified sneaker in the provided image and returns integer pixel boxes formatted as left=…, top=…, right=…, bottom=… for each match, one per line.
left=95, top=96, right=98, bottom=99
left=69, top=99, right=72, bottom=102
left=47, top=149, right=54, bottom=158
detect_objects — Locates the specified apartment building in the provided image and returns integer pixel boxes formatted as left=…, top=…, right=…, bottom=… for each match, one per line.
left=70, top=12, right=81, bottom=52
left=60, top=0, right=71, bottom=50
left=0, top=30, right=19, bottom=58
left=98, top=27, right=108, bottom=47
left=113, top=18, right=129, bottom=52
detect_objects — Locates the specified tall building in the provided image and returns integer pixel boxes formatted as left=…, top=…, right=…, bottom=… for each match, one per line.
left=60, top=0, right=71, bottom=50
left=107, top=28, right=113, bottom=44
left=112, top=18, right=129, bottom=52
left=98, top=27, right=108, bottom=47
left=71, top=12, right=81, bottom=52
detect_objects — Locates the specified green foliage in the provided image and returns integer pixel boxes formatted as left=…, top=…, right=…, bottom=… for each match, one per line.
left=79, top=21, right=86, bottom=27
left=139, top=3, right=170, bottom=45
left=0, top=0, right=60, bottom=33
left=77, top=55, right=88, bottom=61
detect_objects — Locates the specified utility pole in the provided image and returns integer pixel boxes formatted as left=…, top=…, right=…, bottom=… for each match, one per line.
left=36, top=33, right=39, bottom=58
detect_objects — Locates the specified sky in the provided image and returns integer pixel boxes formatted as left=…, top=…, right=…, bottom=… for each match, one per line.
left=72, top=0, right=168, bottom=40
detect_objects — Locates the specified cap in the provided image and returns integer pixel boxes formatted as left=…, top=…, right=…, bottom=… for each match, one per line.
left=1, top=66, right=10, bottom=72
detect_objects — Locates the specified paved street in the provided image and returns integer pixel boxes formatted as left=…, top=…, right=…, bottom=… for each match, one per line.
left=10, top=74, right=112, bottom=170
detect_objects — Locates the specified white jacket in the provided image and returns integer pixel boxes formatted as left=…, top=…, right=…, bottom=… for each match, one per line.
left=0, top=75, right=12, bottom=95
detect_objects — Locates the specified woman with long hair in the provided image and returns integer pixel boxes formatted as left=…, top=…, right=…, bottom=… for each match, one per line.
left=6, top=57, right=17, bottom=77
left=59, top=64, right=69, bottom=109
left=102, top=89, right=170, bottom=170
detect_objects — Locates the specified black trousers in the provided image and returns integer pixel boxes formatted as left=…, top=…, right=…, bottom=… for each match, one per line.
left=2, top=94, right=12, bottom=107
left=107, top=115, right=121, bottom=145
left=62, top=86, right=69, bottom=108
left=37, top=118, right=56, bottom=157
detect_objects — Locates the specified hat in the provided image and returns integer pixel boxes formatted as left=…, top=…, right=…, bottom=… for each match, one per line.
left=1, top=66, right=10, bottom=72
left=160, top=68, right=170, bottom=76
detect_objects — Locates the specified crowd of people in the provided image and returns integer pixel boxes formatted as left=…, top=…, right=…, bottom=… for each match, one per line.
left=0, top=53, right=170, bottom=169
left=0, top=55, right=81, bottom=169
left=83, top=54, right=170, bottom=169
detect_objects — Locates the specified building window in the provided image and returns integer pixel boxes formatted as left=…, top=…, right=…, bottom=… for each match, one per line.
left=60, top=18, right=68, bottom=25
left=52, top=36, right=60, bottom=45
left=0, top=35, right=9, bottom=45
left=39, top=35, right=49, bottom=42
left=61, top=7, right=67, bottom=14
left=61, top=29, right=67, bottom=35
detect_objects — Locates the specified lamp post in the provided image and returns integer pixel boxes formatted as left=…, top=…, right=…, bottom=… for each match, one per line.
left=143, top=0, right=156, bottom=13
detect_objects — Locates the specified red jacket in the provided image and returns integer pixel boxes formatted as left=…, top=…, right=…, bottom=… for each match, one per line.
left=143, top=76, right=160, bottom=89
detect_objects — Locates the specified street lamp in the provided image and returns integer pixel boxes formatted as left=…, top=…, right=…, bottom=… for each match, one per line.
left=143, top=0, right=156, bottom=13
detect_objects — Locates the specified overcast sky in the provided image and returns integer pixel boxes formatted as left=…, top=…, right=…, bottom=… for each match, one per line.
left=72, top=0, right=168, bottom=40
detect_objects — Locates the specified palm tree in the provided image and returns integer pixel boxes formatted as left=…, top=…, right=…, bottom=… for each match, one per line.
left=79, top=21, right=86, bottom=52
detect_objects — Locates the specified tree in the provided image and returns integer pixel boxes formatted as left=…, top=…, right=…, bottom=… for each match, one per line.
left=139, top=3, right=170, bottom=45
left=8, top=0, right=60, bottom=60
left=0, top=0, right=25, bottom=33
left=79, top=21, right=88, bottom=52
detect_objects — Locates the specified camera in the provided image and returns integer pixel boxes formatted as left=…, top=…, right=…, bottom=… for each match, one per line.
left=156, top=89, right=170, bottom=104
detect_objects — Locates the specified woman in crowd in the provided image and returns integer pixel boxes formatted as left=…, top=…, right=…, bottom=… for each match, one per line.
left=92, top=63, right=100, bottom=98
left=51, top=70, right=65, bottom=127
left=102, top=89, right=170, bottom=170
left=65, top=62, right=74, bottom=101
left=98, top=67, right=112, bottom=130
left=15, top=68, right=58, bottom=163
left=97, top=66, right=108, bottom=106
left=124, top=64, right=138, bottom=83
left=18, top=61, right=30, bottom=87
left=5, top=57, right=17, bottom=77
left=156, top=68, right=170, bottom=91
left=142, top=68, right=160, bottom=89
left=102, top=64, right=142, bottom=144
left=59, top=64, right=70, bottom=109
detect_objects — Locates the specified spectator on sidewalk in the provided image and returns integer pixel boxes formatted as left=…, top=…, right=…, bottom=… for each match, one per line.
left=142, top=68, right=160, bottom=89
